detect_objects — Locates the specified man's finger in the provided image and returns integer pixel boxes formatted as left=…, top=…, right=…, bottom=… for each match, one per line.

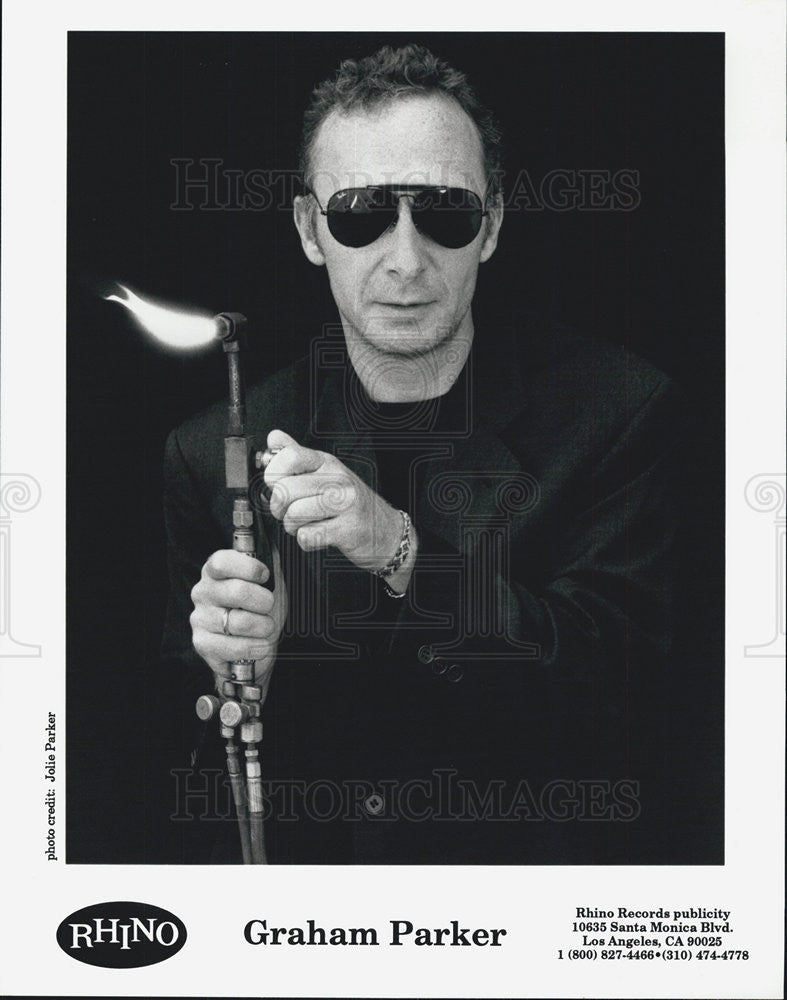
left=189, top=605, right=276, bottom=638
left=202, top=550, right=270, bottom=584
left=282, top=494, right=354, bottom=535
left=194, top=629, right=277, bottom=669
left=207, top=579, right=275, bottom=615
left=295, top=520, right=335, bottom=552
left=268, top=472, right=355, bottom=520
left=267, top=428, right=299, bottom=451
left=258, top=428, right=299, bottom=470
left=264, top=441, right=324, bottom=484
left=218, top=608, right=278, bottom=639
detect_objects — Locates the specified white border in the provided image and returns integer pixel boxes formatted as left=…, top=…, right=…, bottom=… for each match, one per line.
left=1, top=2, right=784, bottom=998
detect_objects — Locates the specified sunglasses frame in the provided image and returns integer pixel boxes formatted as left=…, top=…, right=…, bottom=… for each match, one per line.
left=306, top=183, right=490, bottom=249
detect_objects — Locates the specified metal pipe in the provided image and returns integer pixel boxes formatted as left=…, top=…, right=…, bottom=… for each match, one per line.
left=193, top=311, right=269, bottom=864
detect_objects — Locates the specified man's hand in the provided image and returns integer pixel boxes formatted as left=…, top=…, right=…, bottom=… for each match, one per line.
left=189, top=546, right=288, bottom=701
left=262, top=429, right=417, bottom=590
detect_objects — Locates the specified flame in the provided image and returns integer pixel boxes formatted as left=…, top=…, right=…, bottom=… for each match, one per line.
left=105, top=283, right=217, bottom=349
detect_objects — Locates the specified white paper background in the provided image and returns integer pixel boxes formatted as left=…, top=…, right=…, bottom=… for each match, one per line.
left=1, top=1, right=784, bottom=997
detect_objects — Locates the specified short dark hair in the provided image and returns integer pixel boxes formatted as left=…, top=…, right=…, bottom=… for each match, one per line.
left=299, top=44, right=503, bottom=199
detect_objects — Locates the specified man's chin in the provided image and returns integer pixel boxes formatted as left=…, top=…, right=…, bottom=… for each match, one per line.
left=359, top=321, right=454, bottom=359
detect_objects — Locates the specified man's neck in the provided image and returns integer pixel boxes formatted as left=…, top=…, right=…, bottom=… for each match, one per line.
left=343, top=322, right=474, bottom=403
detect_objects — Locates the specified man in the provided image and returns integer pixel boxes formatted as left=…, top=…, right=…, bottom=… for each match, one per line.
left=162, top=44, right=682, bottom=863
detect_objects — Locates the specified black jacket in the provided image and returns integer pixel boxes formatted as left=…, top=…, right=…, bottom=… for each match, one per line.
left=162, top=317, right=684, bottom=864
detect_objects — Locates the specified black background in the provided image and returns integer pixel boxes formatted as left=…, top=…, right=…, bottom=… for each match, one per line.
left=67, top=32, right=724, bottom=863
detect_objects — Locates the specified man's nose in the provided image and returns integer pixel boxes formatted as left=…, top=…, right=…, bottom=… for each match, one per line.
left=383, top=199, right=427, bottom=280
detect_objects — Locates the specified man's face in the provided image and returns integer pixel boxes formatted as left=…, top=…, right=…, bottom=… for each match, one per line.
left=294, top=94, right=502, bottom=360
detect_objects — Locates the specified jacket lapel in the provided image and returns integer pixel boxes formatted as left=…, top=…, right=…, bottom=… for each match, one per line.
left=413, top=330, right=531, bottom=551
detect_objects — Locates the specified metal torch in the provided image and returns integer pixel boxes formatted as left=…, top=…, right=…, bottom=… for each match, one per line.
left=195, top=312, right=270, bottom=865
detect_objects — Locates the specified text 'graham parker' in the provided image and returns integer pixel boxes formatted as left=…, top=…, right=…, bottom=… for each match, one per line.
left=244, top=919, right=507, bottom=947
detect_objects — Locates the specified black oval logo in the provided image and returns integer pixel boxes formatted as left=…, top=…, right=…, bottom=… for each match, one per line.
left=56, top=901, right=187, bottom=968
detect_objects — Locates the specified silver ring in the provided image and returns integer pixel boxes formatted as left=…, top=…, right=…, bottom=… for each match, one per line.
left=222, top=608, right=232, bottom=636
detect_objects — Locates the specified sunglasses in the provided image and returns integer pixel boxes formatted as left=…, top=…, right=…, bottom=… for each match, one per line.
left=309, top=184, right=489, bottom=249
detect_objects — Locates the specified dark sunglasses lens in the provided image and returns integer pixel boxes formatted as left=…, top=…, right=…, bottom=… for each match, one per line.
left=327, top=212, right=392, bottom=247
left=326, top=188, right=395, bottom=248
left=414, top=189, right=484, bottom=249
left=324, top=187, right=484, bottom=249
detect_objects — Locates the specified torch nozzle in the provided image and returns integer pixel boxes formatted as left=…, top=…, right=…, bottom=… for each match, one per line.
left=214, top=312, right=248, bottom=344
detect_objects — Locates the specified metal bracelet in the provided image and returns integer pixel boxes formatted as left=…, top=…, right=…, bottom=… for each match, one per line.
left=374, top=510, right=411, bottom=579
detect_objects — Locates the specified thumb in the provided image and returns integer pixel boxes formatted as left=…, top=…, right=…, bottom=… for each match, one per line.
left=267, top=428, right=299, bottom=451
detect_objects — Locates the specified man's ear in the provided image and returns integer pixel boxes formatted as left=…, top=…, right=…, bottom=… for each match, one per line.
left=479, top=193, right=504, bottom=264
left=293, top=194, right=326, bottom=266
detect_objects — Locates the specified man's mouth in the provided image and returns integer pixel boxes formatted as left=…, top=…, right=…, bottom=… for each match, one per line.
left=374, top=300, right=435, bottom=309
